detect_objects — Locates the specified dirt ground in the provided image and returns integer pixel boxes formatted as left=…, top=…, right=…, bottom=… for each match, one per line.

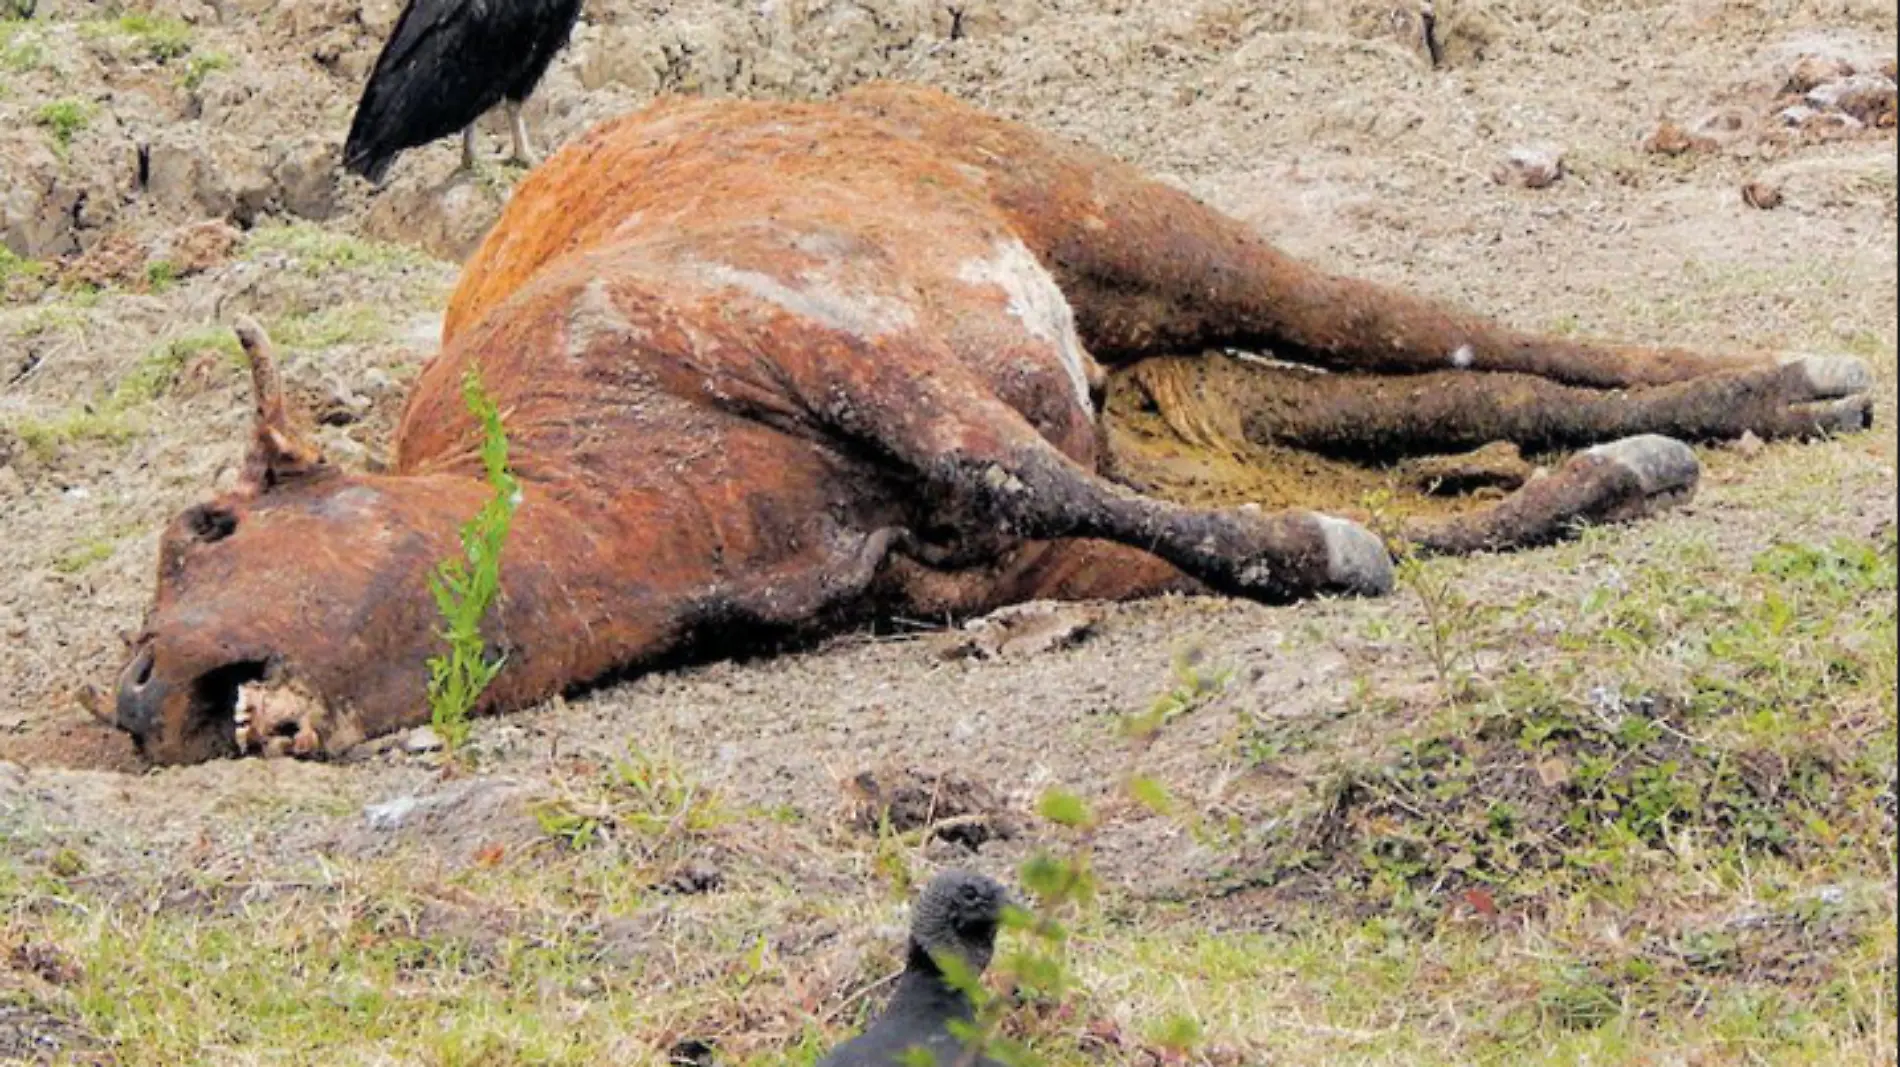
left=1, top=1, right=1896, bottom=1064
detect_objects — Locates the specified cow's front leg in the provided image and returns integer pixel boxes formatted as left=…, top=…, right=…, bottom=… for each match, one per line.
left=1400, top=434, right=1703, bottom=556
left=833, top=354, right=1394, bottom=604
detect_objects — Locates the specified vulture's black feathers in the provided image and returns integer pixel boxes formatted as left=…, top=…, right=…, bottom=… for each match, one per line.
left=342, top=0, right=583, bottom=183
left=818, top=870, right=1010, bottom=1067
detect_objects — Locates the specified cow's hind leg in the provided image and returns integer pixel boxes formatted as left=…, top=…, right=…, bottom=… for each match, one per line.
left=841, top=84, right=1870, bottom=394
left=1123, top=353, right=1871, bottom=557
left=837, top=356, right=1394, bottom=603
left=1125, top=352, right=1875, bottom=460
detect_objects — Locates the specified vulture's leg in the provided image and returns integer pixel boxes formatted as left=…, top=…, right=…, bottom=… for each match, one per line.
left=1123, top=353, right=1874, bottom=461
left=506, top=101, right=540, bottom=167
left=460, top=124, right=479, bottom=172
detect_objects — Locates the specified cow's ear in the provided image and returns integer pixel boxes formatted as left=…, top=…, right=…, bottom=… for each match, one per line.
left=232, top=316, right=329, bottom=492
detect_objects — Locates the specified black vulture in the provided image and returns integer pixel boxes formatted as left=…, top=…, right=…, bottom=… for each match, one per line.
left=819, top=870, right=1010, bottom=1067
left=342, top=0, right=585, bottom=184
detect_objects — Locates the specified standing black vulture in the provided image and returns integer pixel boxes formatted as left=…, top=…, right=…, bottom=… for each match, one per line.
left=818, top=871, right=1010, bottom=1067
left=342, top=0, right=585, bottom=184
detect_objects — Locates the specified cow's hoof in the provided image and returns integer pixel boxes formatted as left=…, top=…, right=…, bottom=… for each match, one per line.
left=1794, top=394, right=1876, bottom=435
left=1780, top=354, right=1872, bottom=400
left=1585, top=434, right=1701, bottom=511
left=1316, top=515, right=1396, bottom=598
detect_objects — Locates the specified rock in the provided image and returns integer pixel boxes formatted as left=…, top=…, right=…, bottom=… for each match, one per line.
left=1689, top=107, right=1754, bottom=146
left=1730, top=430, right=1765, bottom=457
left=403, top=725, right=445, bottom=753
left=144, top=133, right=273, bottom=226
left=273, top=137, right=341, bottom=220
left=1492, top=144, right=1563, bottom=189
left=1776, top=104, right=1821, bottom=128
left=362, top=175, right=510, bottom=262
left=1794, top=109, right=1866, bottom=136
left=1806, top=73, right=1898, bottom=127
left=362, top=795, right=421, bottom=831
left=1741, top=179, right=1783, bottom=210
left=341, top=777, right=542, bottom=860
left=1403, top=441, right=1533, bottom=495
left=0, top=136, right=84, bottom=257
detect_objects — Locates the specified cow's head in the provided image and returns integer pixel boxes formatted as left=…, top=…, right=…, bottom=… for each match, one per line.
left=101, top=319, right=465, bottom=764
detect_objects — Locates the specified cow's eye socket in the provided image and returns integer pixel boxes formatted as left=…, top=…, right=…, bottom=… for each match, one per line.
left=186, top=506, right=238, bottom=544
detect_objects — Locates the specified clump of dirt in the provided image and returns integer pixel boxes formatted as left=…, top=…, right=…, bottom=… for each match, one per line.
left=55, top=219, right=240, bottom=293
left=844, top=765, right=1020, bottom=850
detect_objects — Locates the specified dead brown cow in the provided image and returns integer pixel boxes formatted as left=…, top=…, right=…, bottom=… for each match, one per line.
left=105, top=84, right=1872, bottom=764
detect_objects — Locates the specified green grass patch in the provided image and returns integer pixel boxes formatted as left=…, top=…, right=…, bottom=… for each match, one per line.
left=33, top=97, right=91, bottom=151
left=0, top=243, right=45, bottom=288
left=8, top=407, right=137, bottom=459
left=243, top=222, right=435, bottom=277
left=81, top=13, right=193, bottom=63
left=267, top=305, right=390, bottom=349
left=177, top=49, right=228, bottom=90
left=4, top=328, right=242, bottom=459
left=1, top=17, right=43, bottom=72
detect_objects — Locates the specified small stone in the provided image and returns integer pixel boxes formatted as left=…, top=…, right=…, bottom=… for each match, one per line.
left=1731, top=431, right=1765, bottom=457
left=1645, top=120, right=1713, bottom=156
left=1741, top=180, right=1783, bottom=210
left=1776, top=104, right=1819, bottom=127
left=1781, top=54, right=1856, bottom=96
left=1492, top=144, right=1564, bottom=188
left=363, top=795, right=421, bottom=831
left=403, top=726, right=445, bottom=754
